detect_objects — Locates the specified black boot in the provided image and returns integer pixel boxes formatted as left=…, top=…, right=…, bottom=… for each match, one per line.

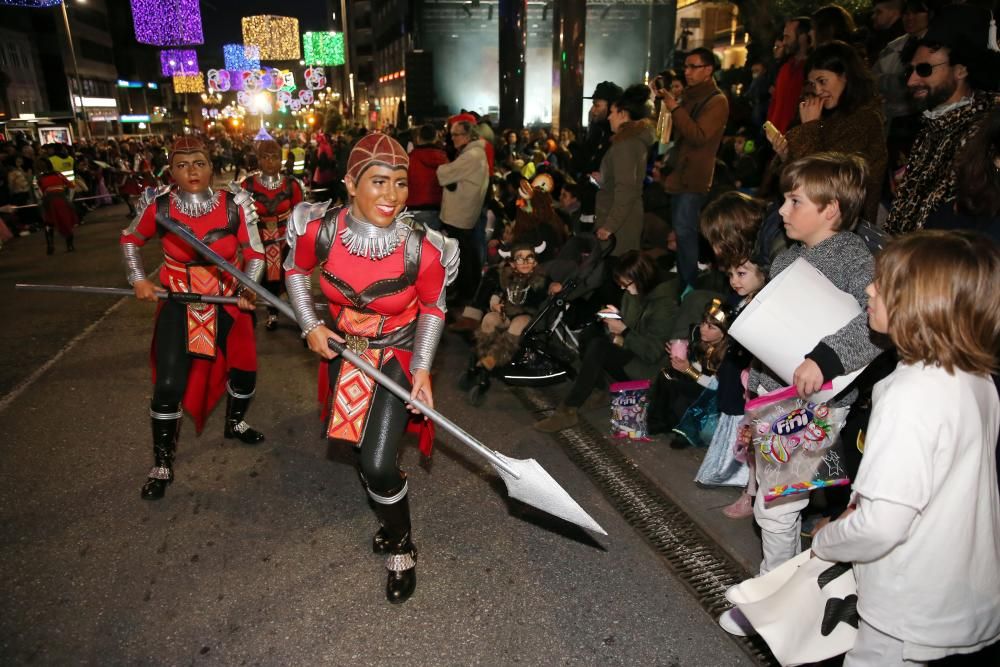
left=223, top=384, right=265, bottom=444
left=457, top=353, right=479, bottom=391
left=66, top=234, right=75, bottom=252
left=44, top=227, right=55, bottom=255
left=265, top=310, right=279, bottom=331
left=465, top=366, right=491, bottom=407
left=371, top=488, right=417, bottom=604
left=141, top=403, right=181, bottom=500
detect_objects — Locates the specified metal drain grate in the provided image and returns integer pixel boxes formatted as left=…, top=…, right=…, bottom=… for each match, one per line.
left=518, top=387, right=779, bottom=667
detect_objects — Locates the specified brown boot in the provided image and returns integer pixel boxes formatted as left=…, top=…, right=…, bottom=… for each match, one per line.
left=533, top=406, right=578, bottom=433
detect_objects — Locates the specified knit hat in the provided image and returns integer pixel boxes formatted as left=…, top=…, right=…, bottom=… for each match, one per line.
left=345, top=133, right=408, bottom=182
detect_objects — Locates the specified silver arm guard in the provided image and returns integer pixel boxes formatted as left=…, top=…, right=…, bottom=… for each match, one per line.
left=226, top=182, right=265, bottom=254
left=410, top=313, right=445, bottom=373
left=286, top=272, right=324, bottom=336
left=244, top=257, right=265, bottom=284
left=121, top=242, right=147, bottom=285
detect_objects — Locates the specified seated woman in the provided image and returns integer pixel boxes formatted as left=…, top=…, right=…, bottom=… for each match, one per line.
left=534, top=250, right=678, bottom=432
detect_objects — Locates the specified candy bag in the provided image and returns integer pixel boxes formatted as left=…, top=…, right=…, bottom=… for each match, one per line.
left=742, top=384, right=850, bottom=502
left=609, top=379, right=652, bottom=441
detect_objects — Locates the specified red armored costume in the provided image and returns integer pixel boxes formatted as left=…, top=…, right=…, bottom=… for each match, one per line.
left=242, top=140, right=304, bottom=330
left=121, top=136, right=268, bottom=501
left=285, top=133, right=458, bottom=604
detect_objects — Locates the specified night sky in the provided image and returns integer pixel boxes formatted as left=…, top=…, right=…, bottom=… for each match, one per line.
left=197, top=0, right=330, bottom=64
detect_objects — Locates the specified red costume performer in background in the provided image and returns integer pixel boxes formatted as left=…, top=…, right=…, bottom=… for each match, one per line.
left=242, top=139, right=305, bottom=330
left=120, top=137, right=268, bottom=501
left=36, top=158, right=79, bottom=254
left=286, top=133, right=458, bottom=604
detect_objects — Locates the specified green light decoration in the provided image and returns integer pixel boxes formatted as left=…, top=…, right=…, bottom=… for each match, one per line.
left=302, top=31, right=345, bottom=67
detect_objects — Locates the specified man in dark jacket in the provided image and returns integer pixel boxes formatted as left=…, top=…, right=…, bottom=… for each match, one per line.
left=407, top=124, right=449, bottom=230
left=574, top=81, right=623, bottom=224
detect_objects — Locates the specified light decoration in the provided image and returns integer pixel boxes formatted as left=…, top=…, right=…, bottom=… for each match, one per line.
left=0, top=1, right=62, bottom=7
left=172, top=73, right=205, bottom=94
left=302, top=31, right=344, bottom=67
left=224, top=44, right=260, bottom=72
left=160, top=49, right=198, bottom=77
left=241, top=16, right=300, bottom=61
left=130, top=0, right=204, bottom=46
left=207, top=69, right=232, bottom=93
left=304, top=67, right=327, bottom=91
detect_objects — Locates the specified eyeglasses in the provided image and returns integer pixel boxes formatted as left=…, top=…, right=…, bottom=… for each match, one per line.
left=512, top=256, right=537, bottom=264
left=616, top=279, right=634, bottom=289
left=904, top=62, right=947, bottom=79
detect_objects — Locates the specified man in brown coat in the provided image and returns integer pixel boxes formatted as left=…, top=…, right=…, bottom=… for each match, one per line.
left=660, top=47, right=729, bottom=288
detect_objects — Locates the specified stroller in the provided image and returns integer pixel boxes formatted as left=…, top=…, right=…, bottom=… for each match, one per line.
left=496, top=233, right=616, bottom=389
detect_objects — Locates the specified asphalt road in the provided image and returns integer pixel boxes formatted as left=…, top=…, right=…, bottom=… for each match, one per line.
left=0, top=203, right=753, bottom=666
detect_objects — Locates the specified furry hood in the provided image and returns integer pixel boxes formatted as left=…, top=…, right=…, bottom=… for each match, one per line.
left=499, top=262, right=547, bottom=291
left=612, top=118, right=656, bottom=146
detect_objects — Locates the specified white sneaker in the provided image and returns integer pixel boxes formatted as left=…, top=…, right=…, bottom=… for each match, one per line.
left=719, top=607, right=756, bottom=637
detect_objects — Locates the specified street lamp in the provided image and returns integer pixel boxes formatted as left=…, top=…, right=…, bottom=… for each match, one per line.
left=60, top=0, right=91, bottom=140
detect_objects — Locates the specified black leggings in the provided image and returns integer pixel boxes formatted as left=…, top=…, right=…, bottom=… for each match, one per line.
left=328, top=354, right=412, bottom=495
left=153, top=300, right=255, bottom=405
left=564, top=324, right=635, bottom=407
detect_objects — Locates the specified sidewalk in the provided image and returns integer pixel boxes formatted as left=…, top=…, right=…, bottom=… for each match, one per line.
left=561, top=389, right=763, bottom=574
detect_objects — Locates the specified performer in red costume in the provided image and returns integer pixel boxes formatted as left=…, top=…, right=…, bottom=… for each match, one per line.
left=242, top=139, right=305, bottom=331
left=285, top=133, right=458, bottom=604
left=120, top=137, right=268, bottom=501
left=35, top=157, right=79, bottom=254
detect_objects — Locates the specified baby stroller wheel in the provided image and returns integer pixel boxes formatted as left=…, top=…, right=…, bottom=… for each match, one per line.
left=466, top=383, right=488, bottom=407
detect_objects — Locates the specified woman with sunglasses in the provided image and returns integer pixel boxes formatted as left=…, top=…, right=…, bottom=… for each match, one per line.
left=534, top=250, right=678, bottom=432
left=769, top=40, right=888, bottom=224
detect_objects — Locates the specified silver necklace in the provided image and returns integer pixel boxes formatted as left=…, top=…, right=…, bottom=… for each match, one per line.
left=258, top=173, right=282, bottom=189
left=340, top=209, right=405, bottom=260
left=172, top=188, right=220, bottom=217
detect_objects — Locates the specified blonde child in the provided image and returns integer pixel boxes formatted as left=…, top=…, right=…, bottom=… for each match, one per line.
left=812, top=231, right=1000, bottom=666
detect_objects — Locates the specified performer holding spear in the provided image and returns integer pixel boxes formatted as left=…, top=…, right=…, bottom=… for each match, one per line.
left=241, top=138, right=305, bottom=331
left=120, top=137, right=268, bottom=501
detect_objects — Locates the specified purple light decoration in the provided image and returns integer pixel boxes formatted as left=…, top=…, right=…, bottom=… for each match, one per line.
left=0, top=1, right=62, bottom=7
left=130, top=0, right=204, bottom=46
left=160, top=49, right=199, bottom=77
left=224, top=44, right=260, bottom=72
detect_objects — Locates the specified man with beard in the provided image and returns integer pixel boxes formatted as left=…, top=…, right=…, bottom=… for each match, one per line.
left=767, top=17, right=812, bottom=135
left=886, top=4, right=1000, bottom=235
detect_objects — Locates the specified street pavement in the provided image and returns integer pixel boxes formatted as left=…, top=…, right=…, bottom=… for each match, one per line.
left=0, top=203, right=754, bottom=665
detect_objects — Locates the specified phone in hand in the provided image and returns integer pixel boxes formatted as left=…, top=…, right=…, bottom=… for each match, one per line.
left=597, top=311, right=622, bottom=320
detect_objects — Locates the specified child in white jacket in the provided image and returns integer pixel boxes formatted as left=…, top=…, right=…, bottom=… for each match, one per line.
left=812, top=231, right=1000, bottom=666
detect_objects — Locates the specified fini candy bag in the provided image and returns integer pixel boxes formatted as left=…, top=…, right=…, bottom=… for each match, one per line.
left=610, top=379, right=652, bottom=441
left=741, top=384, right=850, bottom=502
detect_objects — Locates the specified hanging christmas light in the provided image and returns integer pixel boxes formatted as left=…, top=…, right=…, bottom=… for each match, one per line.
left=302, top=31, right=345, bottom=67
left=304, top=67, right=327, bottom=91
left=207, top=69, right=232, bottom=93
left=223, top=44, right=260, bottom=72
left=242, top=15, right=300, bottom=61
left=0, top=1, right=61, bottom=7
left=160, top=49, right=199, bottom=77
left=172, top=73, right=205, bottom=94
left=130, top=0, right=204, bottom=46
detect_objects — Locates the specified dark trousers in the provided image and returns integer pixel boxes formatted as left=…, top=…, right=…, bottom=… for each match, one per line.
left=442, top=223, right=481, bottom=304
left=565, top=324, right=634, bottom=407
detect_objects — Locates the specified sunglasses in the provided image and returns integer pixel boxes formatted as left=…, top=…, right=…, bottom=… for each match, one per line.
left=904, top=62, right=947, bottom=79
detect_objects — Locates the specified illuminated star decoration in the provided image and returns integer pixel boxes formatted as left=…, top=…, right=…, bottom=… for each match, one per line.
left=242, top=15, right=300, bottom=61
left=160, top=49, right=199, bottom=77
left=130, top=0, right=204, bottom=46
left=224, top=44, right=260, bottom=72
left=302, top=31, right=345, bottom=67
left=173, top=73, right=205, bottom=94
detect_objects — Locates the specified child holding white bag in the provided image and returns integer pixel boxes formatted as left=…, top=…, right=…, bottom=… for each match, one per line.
left=812, top=231, right=1000, bottom=666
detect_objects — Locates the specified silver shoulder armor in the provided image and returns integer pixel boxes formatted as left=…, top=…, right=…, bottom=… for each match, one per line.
left=423, top=226, right=460, bottom=287
left=123, top=185, right=169, bottom=237
left=285, top=200, right=332, bottom=272
left=226, top=182, right=264, bottom=254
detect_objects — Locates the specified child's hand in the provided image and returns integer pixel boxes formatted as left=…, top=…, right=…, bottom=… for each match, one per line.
left=793, top=359, right=824, bottom=398
left=548, top=282, right=562, bottom=295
